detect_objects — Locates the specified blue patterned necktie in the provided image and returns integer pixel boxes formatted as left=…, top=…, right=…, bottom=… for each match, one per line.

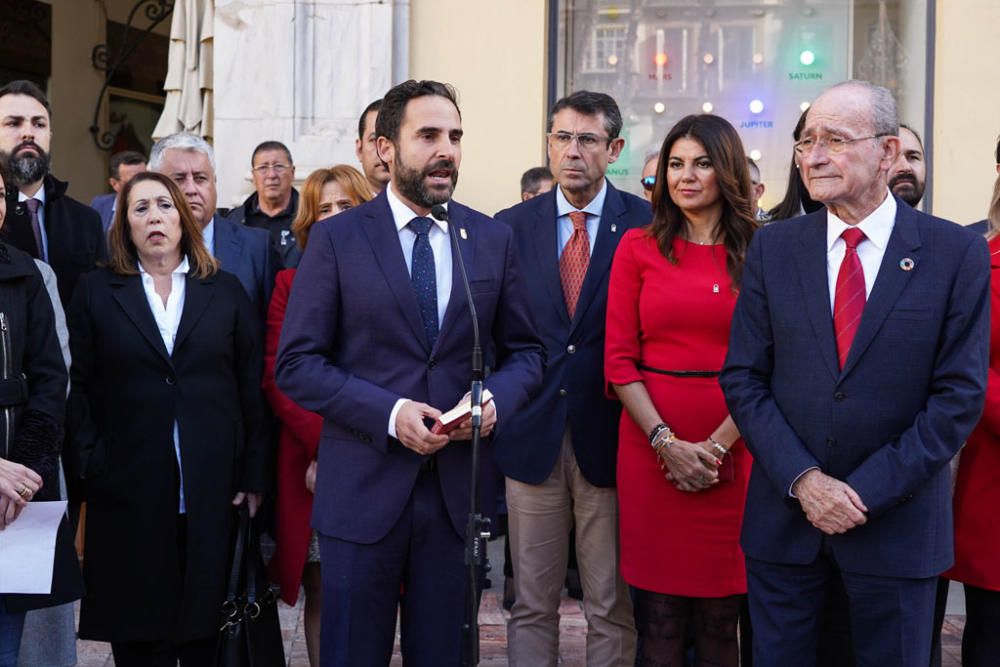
left=409, top=216, right=438, bottom=348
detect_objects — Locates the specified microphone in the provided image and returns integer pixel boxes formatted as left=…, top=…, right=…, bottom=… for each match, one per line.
left=431, top=202, right=489, bottom=666
left=431, top=204, right=482, bottom=384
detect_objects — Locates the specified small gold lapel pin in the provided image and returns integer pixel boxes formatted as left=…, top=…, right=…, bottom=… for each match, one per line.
left=611, top=223, right=617, bottom=233
left=460, top=228, right=468, bottom=240
left=900, top=258, right=915, bottom=271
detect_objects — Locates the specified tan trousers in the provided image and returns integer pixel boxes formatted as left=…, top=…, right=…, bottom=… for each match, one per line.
left=506, top=431, right=637, bottom=666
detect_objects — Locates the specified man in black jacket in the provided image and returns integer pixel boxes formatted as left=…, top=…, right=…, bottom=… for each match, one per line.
left=0, top=80, right=107, bottom=306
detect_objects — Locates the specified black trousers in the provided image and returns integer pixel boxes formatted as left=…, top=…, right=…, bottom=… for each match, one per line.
left=962, top=583, right=1000, bottom=667
left=111, top=515, right=214, bottom=667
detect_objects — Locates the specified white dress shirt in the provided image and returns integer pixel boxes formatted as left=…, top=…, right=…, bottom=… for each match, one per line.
left=791, top=191, right=897, bottom=496
left=826, top=192, right=896, bottom=312
left=385, top=185, right=455, bottom=437
left=138, top=256, right=190, bottom=513
left=202, top=217, right=216, bottom=256
left=555, top=179, right=606, bottom=258
left=19, top=185, right=49, bottom=262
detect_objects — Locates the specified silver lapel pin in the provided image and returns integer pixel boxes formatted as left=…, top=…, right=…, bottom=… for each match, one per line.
left=460, top=228, right=468, bottom=240
left=611, top=223, right=617, bottom=233
left=899, top=257, right=915, bottom=271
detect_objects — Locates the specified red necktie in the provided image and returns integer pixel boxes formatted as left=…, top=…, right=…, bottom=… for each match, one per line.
left=560, top=211, right=590, bottom=318
left=834, top=227, right=867, bottom=369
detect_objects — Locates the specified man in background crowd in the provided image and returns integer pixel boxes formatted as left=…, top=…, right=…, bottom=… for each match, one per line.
left=520, top=166, right=553, bottom=201
left=355, top=99, right=389, bottom=194
left=888, top=124, right=927, bottom=208
left=226, top=140, right=300, bottom=268
left=90, top=150, right=147, bottom=233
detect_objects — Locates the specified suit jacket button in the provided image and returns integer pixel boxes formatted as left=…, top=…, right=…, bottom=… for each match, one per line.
left=165, top=375, right=176, bottom=385
left=567, top=344, right=577, bottom=354
left=826, top=437, right=836, bottom=447
left=428, top=358, right=436, bottom=369
left=834, top=391, right=846, bottom=401
left=559, top=389, right=568, bottom=397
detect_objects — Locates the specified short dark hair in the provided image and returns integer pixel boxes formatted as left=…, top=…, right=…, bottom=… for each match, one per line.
left=109, top=150, right=147, bottom=180
left=375, top=80, right=460, bottom=145
left=549, top=91, right=623, bottom=139
left=520, top=166, right=553, bottom=195
left=251, top=140, right=293, bottom=166
left=898, top=123, right=924, bottom=151
left=358, top=99, right=382, bottom=142
left=0, top=80, right=51, bottom=118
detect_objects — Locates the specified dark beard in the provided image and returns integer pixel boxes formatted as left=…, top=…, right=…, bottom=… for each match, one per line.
left=0, top=143, right=51, bottom=186
left=394, top=155, right=458, bottom=209
left=889, top=174, right=925, bottom=207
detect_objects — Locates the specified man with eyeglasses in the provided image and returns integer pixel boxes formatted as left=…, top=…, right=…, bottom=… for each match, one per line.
left=494, top=90, right=646, bottom=666
left=226, top=140, right=301, bottom=268
left=721, top=80, right=990, bottom=666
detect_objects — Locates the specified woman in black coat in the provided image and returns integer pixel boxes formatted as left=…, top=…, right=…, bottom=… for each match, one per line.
left=0, top=166, right=81, bottom=666
left=68, top=171, right=267, bottom=666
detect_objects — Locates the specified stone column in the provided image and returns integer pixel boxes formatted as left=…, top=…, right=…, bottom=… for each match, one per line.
left=213, top=0, right=409, bottom=208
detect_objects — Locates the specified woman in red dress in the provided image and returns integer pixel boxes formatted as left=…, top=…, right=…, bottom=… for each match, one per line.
left=264, top=165, right=373, bottom=667
left=606, top=114, right=757, bottom=666
left=945, top=189, right=1000, bottom=666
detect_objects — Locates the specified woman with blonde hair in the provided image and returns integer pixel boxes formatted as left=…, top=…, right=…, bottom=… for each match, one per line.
left=265, top=165, right=373, bottom=666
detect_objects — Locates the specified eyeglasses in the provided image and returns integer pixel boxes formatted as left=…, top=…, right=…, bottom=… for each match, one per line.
left=547, top=132, right=611, bottom=151
left=252, top=163, right=291, bottom=174
left=793, top=133, right=890, bottom=156
left=641, top=175, right=656, bottom=192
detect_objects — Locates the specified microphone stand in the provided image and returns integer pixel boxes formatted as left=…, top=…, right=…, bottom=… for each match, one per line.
left=432, top=204, right=489, bottom=666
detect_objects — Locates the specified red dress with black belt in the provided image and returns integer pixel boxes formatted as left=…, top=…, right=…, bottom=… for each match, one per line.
left=605, top=229, right=751, bottom=597
left=945, top=234, right=1000, bottom=593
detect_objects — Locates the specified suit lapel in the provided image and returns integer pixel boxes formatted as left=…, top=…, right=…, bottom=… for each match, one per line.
left=111, top=275, right=172, bottom=366
left=214, top=218, right=243, bottom=273
left=535, top=193, right=572, bottom=328
left=840, top=202, right=921, bottom=377
left=569, top=183, right=625, bottom=335
left=175, top=275, right=215, bottom=352
left=361, top=194, right=430, bottom=351
left=437, top=204, right=477, bottom=345
left=794, top=211, right=840, bottom=380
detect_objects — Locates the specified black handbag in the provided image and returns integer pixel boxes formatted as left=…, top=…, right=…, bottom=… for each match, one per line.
left=213, top=502, right=286, bottom=667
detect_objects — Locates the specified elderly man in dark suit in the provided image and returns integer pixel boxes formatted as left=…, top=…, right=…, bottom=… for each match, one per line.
left=149, top=133, right=279, bottom=321
left=276, top=80, right=544, bottom=666
left=494, top=90, right=645, bottom=666
left=0, top=80, right=107, bottom=306
left=721, top=80, right=990, bottom=667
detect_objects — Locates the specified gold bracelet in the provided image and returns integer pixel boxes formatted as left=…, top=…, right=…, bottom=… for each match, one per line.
left=652, top=429, right=675, bottom=454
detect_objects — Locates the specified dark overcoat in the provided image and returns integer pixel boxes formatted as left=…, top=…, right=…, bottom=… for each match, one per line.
left=0, top=240, right=83, bottom=613
left=2, top=174, right=107, bottom=306
left=67, top=266, right=267, bottom=642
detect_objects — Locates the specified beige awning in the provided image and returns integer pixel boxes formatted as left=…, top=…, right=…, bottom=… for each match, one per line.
left=152, top=0, right=214, bottom=140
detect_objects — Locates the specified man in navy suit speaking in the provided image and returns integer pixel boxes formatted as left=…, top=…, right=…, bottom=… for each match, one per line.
left=720, top=80, right=990, bottom=666
left=276, top=80, right=544, bottom=666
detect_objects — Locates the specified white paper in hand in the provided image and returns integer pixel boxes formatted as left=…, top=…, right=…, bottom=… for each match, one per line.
left=0, top=500, right=67, bottom=594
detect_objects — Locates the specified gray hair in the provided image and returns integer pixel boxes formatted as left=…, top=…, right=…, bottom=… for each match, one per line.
left=825, top=80, right=899, bottom=137
left=149, top=132, right=217, bottom=174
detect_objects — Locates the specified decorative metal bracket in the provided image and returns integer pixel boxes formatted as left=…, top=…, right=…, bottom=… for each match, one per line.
left=89, top=0, right=174, bottom=150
